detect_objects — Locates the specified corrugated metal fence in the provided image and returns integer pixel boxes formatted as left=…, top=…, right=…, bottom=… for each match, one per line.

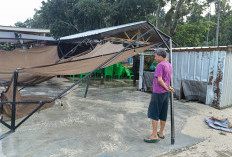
left=172, top=46, right=232, bottom=109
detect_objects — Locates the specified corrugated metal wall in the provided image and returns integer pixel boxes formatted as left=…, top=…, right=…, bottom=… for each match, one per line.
left=172, top=48, right=229, bottom=108
left=221, top=48, right=232, bottom=108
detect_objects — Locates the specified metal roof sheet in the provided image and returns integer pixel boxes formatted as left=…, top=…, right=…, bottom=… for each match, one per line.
left=60, top=21, right=148, bottom=40
left=0, top=32, right=55, bottom=43
left=172, top=46, right=231, bottom=52
left=0, top=26, right=50, bottom=33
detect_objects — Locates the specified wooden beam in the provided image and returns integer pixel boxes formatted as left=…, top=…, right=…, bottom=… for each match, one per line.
left=106, top=37, right=133, bottom=42
left=124, top=32, right=131, bottom=40
left=137, top=29, right=145, bottom=42
left=131, top=32, right=138, bottom=40
left=145, top=34, right=153, bottom=42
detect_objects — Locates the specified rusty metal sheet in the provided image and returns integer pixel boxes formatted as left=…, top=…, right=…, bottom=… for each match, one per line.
left=173, top=47, right=228, bottom=108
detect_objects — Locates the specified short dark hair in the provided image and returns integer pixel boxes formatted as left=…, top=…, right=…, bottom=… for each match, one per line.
left=155, top=48, right=167, bottom=58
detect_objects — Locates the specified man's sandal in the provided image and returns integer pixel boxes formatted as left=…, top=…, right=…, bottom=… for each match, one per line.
left=144, top=138, right=160, bottom=143
left=157, top=133, right=165, bottom=139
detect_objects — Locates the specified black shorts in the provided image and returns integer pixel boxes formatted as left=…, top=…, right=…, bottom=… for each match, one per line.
left=147, top=92, right=169, bottom=121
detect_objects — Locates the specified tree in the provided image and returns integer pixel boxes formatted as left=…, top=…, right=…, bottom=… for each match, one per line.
left=207, top=0, right=231, bottom=46
left=14, top=21, right=27, bottom=28
left=173, top=20, right=215, bottom=47
left=152, top=0, right=203, bottom=36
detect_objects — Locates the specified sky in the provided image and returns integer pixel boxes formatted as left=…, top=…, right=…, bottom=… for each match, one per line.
left=0, top=0, right=47, bottom=26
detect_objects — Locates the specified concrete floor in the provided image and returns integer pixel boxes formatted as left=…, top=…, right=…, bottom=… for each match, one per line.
left=0, top=77, right=221, bottom=157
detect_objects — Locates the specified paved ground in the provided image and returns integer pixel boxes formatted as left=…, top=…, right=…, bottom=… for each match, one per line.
left=0, top=77, right=232, bottom=157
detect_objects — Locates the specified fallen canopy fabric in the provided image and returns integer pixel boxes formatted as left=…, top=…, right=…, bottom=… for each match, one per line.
left=0, top=46, right=59, bottom=84
left=0, top=46, right=59, bottom=73
left=72, top=42, right=125, bottom=60
left=0, top=42, right=155, bottom=84
left=1, top=81, right=54, bottom=119
left=19, top=44, right=154, bottom=77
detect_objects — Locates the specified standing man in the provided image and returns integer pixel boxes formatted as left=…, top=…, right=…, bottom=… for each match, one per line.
left=144, top=48, right=175, bottom=143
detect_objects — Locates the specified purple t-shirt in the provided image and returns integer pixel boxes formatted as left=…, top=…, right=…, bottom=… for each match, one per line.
left=153, top=61, right=172, bottom=93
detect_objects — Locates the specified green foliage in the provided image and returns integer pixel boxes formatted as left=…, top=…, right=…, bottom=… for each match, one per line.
left=219, top=15, right=232, bottom=46
left=173, top=20, right=216, bottom=47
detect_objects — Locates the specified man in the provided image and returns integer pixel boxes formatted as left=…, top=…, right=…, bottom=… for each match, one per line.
left=144, top=48, right=175, bottom=143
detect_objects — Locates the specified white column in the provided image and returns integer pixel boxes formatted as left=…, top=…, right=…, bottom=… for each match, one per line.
left=138, top=55, right=144, bottom=90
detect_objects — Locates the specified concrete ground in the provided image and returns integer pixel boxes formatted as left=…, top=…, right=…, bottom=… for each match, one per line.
left=0, top=77, right=232, bottom=157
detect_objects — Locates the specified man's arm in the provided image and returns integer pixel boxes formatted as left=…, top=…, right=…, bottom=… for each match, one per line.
left=157, top=77, right=175, bottom=93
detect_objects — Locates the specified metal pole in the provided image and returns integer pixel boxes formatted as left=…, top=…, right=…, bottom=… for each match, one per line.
left=15, top=101, right=45, bottom=129
left=216, top=1, right=220, bottom=46
left=156, top=31, right=169, bottom=50
left=11, top=69, right=18, bottom=131
left=84, top=75, right=91, bottom=98
left=0, top=131, right=14, bottom=140
left=206, top=6, right=211, bottom=46
left=169, top=38, right=175, bottom=145
left=151, top=27, right=170, bottom=52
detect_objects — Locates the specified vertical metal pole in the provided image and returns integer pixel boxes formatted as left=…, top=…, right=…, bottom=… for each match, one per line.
left=133, top=56, right=137, bottom=86
left=215, top=1, right=220, bottom=46
left=139, top=55, right=144, bottom=90
left=11, top=69, right=18, bottom=131
left=169, top=38, right=175, bottom=145
left=84, top=75, right=91, bottom=98
left=206, top=6, right=211, bottom=46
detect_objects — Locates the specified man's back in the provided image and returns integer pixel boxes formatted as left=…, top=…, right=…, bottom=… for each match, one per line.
left=153, top=61, right=172, bottom=93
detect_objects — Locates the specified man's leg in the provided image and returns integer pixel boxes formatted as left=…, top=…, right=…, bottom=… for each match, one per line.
left=151, top=119, right=159, bottom=139
left=158, top=120, right=166, bottom=137
left=158, top=93, right=169, bottom=138
left=144, top=119, right=159, bottom=140
left=145, top=93, right=160, bottom=141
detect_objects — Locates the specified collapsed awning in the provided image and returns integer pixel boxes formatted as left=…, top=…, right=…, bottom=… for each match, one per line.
left=0, top=21, right=175, bottom=141
left=60, top=21, right=170, bottom=44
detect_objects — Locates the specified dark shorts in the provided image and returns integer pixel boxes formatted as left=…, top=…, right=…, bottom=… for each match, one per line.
left=147, top=92, right=169, bottom=121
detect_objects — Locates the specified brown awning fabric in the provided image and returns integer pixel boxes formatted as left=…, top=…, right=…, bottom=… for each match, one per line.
left=1, top=82, right=54, bottom=119
left=19, top=44, right=154, bottom=78
left=0, top=42, right=126, bottom=84
left=0, top=46, right=59, bottom=83
left=72, top=42, right=124, bottom=60
left=0, top=46, right=59, bottom=71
